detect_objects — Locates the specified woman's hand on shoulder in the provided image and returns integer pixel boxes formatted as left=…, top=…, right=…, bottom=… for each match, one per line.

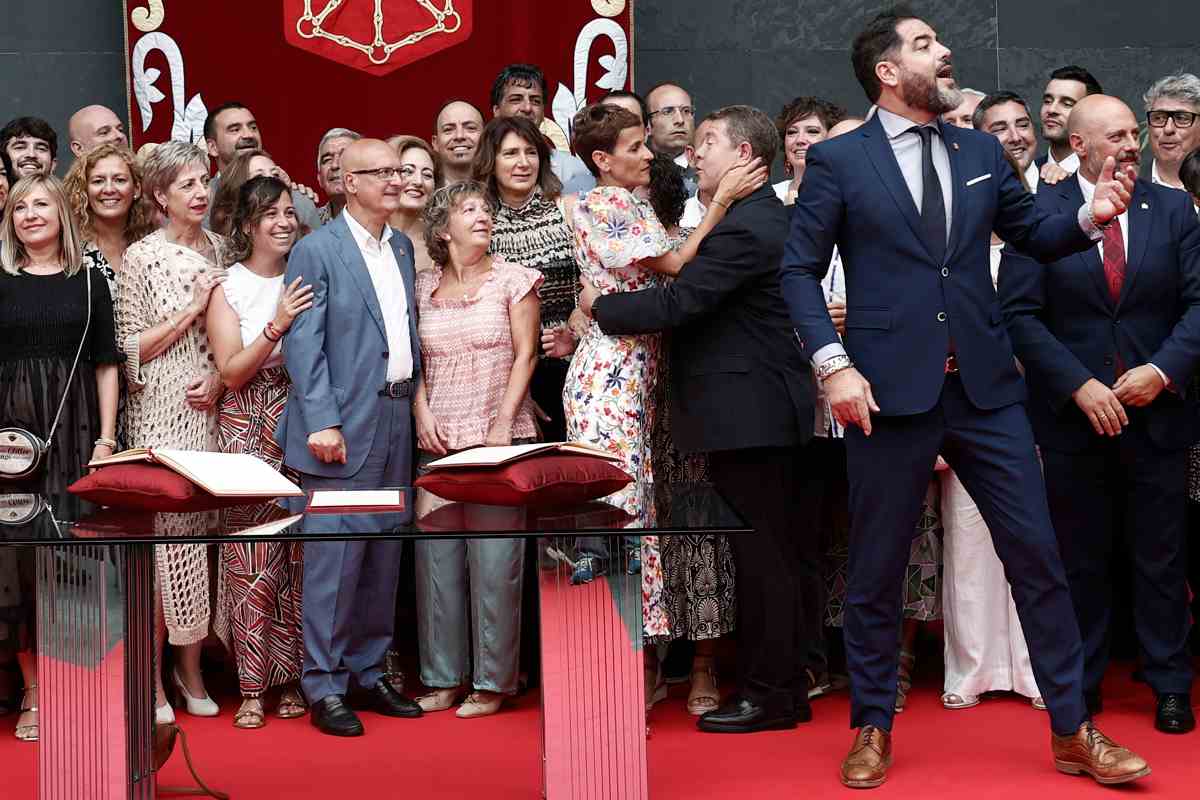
left=274, top=276, right=314, bottom=333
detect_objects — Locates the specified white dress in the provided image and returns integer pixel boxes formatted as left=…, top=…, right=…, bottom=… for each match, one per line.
left=939, top=242, right=1039, bottom=702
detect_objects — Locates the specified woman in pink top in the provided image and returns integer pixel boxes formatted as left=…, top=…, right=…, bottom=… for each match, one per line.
left=411, top=181, right=541, bottom=718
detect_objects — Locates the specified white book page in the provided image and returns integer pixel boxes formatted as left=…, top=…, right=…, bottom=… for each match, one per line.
left=230, top=514, right=303, bottom=537
left=426, top=443, right=553, bottom=469
left=309, top=490, right=403, bottom=509
left=153, top=450, right=303, bottom=497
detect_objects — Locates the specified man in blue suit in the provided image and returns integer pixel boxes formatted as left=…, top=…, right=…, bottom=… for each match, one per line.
left=1000, top=94, right=1200, bottom=736
left=780, top=10, right=1148, bottom=788
left=279, top=138, right=423, bottom=736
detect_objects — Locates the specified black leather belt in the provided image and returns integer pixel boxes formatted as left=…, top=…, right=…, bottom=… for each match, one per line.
left=379, top=379, right=413, bottom=398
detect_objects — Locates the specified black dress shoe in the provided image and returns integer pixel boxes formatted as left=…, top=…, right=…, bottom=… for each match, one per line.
left=310, top=695, right=364, bottom=737
left=697, top=696, right=801, bottom=733
left=1155, top=693, right=1195, bottom=734
left=349, top=679, right=423, bottom=718
left=1084, top=689, right=1103, bottom=716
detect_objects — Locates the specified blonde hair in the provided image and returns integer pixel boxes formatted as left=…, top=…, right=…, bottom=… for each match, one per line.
left=1, top=174, right=84, bottom=276
left=140, top=140, right=210, bottom=217
left=62, top=142, right=156, bottom=246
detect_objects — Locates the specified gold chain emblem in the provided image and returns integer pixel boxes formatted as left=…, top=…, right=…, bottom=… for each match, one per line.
left=296, top=0, right=462, bottom=65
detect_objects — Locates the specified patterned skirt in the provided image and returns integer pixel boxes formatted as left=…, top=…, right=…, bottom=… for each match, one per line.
left=213, top=367, right=304, bottom=696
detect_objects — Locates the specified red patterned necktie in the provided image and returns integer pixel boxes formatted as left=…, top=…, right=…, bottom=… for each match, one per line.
left=1102, top=219, right=1126, bottom=304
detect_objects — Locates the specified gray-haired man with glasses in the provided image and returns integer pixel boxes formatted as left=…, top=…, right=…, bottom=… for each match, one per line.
left=1143, top=73, right=1200, bottom=192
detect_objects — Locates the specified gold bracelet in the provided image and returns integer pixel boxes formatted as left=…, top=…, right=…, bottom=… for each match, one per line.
left=711, top=198, right=730, bottom=211
left=94, top=437, right=117, bottom=449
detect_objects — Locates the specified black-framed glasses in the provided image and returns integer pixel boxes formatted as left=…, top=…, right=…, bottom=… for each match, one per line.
left=648, top=105, right=695, bottom=120
left=349, top=166, right=404, bottom=180
left=1147, top=110, right=1199, bottom=129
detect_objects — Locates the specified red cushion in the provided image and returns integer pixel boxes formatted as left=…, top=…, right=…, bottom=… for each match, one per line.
left=68, top=463, right=274, bottom=512
left=414, top=453, right=632, bottom=508
left=417, top=500, right=633, bottom=533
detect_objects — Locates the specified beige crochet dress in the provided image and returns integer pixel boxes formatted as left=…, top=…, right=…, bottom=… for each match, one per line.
left=116, top=229, right=228, bottom=645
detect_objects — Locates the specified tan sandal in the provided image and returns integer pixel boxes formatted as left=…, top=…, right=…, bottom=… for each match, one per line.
left=276, top=687, right=307, bottom=719
left=233, top=698, right=265, bottom=729
left=15, top=685, right=38, bottom=742
left=416, top=686, right=464, bottom=713
left=686, top=657, right=720, bottom=716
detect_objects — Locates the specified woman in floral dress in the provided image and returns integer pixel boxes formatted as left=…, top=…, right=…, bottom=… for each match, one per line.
left=562, top=104, right=762, bottom=700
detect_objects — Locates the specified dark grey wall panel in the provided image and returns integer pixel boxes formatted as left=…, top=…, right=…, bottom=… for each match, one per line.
left=636, top=1, right=1200, bottom=174
left=1, top=4, right=127, bottom=176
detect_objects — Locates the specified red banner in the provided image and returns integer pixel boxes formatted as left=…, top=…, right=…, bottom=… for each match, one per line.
left=123, top=0, right=634, bottom=190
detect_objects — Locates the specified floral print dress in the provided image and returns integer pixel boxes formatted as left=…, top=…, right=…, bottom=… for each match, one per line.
left=564, top=186, right=672, bottom=638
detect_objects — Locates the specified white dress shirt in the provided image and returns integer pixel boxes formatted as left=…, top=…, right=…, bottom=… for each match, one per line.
left=343, top=209, right=413, bottom=381
left=1077, top=173, right=1170, bottom=387
left=1046, top=148, right=1080, bottom=174
left=1024, top=161, right=1041, bottom=194
left=811, top=110, right=1101, bottom=367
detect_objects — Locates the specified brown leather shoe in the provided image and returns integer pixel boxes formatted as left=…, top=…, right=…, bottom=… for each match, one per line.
left=841, top=725, right=892, bottom=789
left=1051, top=722, right=1151, bottom=785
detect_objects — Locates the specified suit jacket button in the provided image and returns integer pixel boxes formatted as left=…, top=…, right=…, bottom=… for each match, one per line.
left=382, top=351, right=389, bottom=358
left=1104, top=356, right=1114, bottom=366
left=941, top=267, right=950, bottom=277
left=936, top=311, right=947, bottom=322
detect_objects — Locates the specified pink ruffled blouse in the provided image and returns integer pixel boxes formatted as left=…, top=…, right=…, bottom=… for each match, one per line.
left=415, top=259, right=543, bottom=451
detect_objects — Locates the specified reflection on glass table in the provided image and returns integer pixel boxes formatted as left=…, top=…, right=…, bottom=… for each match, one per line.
left=0, top=483, right=748, bottom=800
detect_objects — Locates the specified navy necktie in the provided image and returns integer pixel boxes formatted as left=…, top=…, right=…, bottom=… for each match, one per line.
left=911, top=125, right=947, bottom=264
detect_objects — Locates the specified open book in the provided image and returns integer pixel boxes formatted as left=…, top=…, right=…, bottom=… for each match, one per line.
left=88, top=448, right=303, bottom=498
left=306, top=489, right=405, bottom=514
left=425, top=441, right=622, bottom=470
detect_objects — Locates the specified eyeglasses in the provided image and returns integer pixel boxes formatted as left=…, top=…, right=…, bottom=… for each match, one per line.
left=648, top=105, right=695, bottom=121
left=1147, top=110, right=1199, bottom=129
left=349, top=166, right=404, bottom=180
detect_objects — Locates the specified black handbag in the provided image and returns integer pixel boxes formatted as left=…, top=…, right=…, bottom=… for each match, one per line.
left=0, top=267, right=92, bottom=481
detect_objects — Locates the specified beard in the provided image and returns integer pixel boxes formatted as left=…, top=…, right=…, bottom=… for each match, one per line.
left=899, top=65, right=963, bottom=115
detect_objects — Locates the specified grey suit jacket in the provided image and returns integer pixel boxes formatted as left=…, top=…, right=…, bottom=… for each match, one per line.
left=276, top=214, right=420, bottom=478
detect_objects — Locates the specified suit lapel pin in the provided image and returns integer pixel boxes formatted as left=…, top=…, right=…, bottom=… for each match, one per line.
left=1141, top=202, right=1150, bottom=209
left=952, top=142, right=959, bottom=150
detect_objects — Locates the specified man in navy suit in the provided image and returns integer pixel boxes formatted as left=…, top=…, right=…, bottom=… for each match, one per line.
left=280, top=139, right=424, bottom=736
left=1000, top=94, right=1200, bottom=736
left=780, top=10, right=1148, bottom=788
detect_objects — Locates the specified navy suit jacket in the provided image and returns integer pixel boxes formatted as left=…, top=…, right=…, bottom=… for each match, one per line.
left=276, top=214, right=421, bottom=477
left=780, top=112, right=1096, bottom=416
left=999, top=177, right=1200, bottom=452
left=592, top=185, right=814, bottom=454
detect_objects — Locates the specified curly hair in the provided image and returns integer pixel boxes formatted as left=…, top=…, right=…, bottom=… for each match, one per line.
left=647, top=153, right=687, bottom=230
left=775, top=96, right=848, bottom=142
left=209, top=148, right=273, bottom=237
left=422, top=180, right=497, bottom=267
left=224, top=175, right=297, bottom=265
left=62, top=143, right=155, bottom=246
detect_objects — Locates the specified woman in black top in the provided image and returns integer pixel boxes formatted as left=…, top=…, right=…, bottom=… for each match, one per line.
left=0, top=174, right=121, bottom=742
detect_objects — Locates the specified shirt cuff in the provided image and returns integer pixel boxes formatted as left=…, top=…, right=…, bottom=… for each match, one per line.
left=1148, top=362, right=1174, bottom=391
left=811, top=342, right=847, bottom=367
left=1077, top=203, right=1104, bottom=241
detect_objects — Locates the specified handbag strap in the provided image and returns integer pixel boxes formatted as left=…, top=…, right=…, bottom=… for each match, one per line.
left=45, top=265, right=92, bottom=444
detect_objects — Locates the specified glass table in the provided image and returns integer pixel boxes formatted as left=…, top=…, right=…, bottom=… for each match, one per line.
left=0, top=485, right=748, bottom=800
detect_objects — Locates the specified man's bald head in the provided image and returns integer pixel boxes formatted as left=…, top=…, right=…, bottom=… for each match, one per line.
left=1068, top=95, right=1141, bottom=181
left=68, top=105, right=127, bottom=157
left=341, top=138, right=403, bottom=221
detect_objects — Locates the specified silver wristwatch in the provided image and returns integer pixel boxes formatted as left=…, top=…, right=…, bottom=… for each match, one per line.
left=817, top=354, right=854, bottom=383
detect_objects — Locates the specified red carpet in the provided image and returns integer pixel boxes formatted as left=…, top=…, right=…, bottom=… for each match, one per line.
left=3, top=662, right=1196, bottom=798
